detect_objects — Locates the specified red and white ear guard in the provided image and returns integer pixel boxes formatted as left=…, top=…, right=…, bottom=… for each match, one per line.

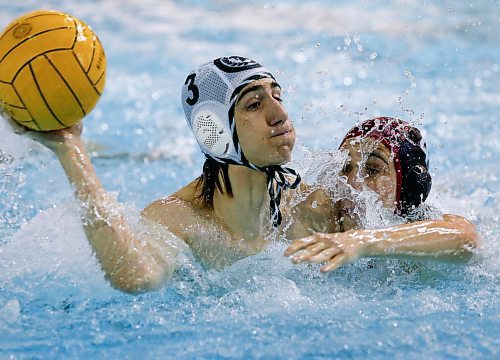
left=339, top=117, right=431, bottom=216
left=181, top=56, right=301, bottom=227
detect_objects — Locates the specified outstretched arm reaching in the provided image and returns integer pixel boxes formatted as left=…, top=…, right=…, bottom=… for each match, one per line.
left=16, top=123, right=178, bottom=293
left=284, top=214, right=479, bottom=272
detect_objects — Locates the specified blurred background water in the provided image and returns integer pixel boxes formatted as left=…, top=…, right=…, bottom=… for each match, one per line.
left=0, top=0, right=498, bottom=359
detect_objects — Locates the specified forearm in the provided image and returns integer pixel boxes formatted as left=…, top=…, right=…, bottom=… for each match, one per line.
left=285, top=214, right=479, bottom=272
left=55, top=139, right=176, bottom=293
left=362, top=215, right=479, bottom=259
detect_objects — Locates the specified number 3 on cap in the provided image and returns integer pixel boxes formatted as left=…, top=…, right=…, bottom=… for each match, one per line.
left=185, top=74, right=199, bottom=106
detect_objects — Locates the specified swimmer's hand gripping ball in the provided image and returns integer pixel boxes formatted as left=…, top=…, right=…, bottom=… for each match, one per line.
left=0, top=10, right=106, bottom=131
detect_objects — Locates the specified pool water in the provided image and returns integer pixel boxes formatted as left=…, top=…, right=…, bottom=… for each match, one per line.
left=1, top=0, right=499, bottom=358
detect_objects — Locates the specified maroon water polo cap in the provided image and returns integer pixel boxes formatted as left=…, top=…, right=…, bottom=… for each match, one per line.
left=339, top=117, right=432, bottom=216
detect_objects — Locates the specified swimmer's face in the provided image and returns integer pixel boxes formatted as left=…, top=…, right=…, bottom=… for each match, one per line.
left=234, top=78, right=296, bottom=167
left=339, top=137, right=398, bottom=229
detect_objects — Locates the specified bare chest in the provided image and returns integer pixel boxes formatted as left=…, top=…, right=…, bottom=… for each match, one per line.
left=183, top=214, right=270, bottom=269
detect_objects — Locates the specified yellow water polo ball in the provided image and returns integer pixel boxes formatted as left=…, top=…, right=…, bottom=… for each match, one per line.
left=0, top=10, right=106, bottom=131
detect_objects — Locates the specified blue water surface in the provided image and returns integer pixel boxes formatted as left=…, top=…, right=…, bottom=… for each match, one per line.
left=0, top=0, right=499, bottom=359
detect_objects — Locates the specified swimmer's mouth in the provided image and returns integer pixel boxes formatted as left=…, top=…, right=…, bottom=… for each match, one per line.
left=270, top=129, right=292, bottom=138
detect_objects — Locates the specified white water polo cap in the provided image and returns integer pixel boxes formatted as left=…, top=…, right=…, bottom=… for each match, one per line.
left=181, top=56, right=275, bottom=164
left=181, top=56, right=301, bottom=227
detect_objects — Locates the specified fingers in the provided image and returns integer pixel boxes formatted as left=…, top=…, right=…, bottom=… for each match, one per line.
left=284, top=233, right=354, bottom=273
left=21, top=122, right=83, bottom=151
left=320, top=254, right=348, bottom=273
left=283, top=235, right=320, bottom=257
left=308, top=247, right=342, bottom=263
left=290, top=244, right=348, bottom=272
left=290, top=241, right=331, bottom=264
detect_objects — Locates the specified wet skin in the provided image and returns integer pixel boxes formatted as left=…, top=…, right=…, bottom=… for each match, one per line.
left=234, top=79, right=296, bottom=167
left=338, top=137, right=398, bottom=230
left=8, top=77, right=479, bottom=292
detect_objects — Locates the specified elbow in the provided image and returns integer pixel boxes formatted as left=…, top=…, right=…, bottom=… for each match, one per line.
left=109, top=276, right=163, bottom=295
left=444, top=214, right=480, bottom=251
left=106, top=263, right=175, bottom=295
left=461, top=218, right=480, bottom=251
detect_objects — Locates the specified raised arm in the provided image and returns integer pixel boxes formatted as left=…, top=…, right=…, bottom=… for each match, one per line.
left=284, top=214, right=479, bottom=272
left=23, top=124, right=178, bottom=293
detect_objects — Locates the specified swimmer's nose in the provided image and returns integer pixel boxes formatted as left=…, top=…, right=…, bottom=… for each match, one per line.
left=347, top=171, right=363, bottom=191
left=267, top=97, right=288, bottom=126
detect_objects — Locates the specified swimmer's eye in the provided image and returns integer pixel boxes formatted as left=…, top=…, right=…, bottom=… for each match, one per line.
left=246, top=101, right=261, bottom=111
left=364, top=165, right=382, bottom=176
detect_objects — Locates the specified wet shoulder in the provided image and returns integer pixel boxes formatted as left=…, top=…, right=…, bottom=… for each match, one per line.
left=141, top=179, right=208, bottom=240
left=282, top=183, right=340, bottom=237
left=288, top=182, right=334, bottom=214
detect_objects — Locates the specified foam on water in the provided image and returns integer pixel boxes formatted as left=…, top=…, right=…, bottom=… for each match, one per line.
left=0, top=0, right=499, bottom=358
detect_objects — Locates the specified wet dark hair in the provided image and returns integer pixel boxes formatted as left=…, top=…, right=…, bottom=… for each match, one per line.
left=195, top=157, right=233, bottom=209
